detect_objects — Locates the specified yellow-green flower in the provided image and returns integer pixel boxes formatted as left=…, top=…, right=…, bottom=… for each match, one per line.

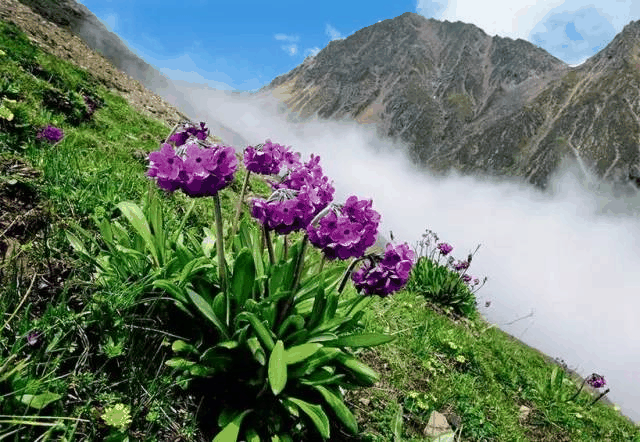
left=101, top=403, right=132, bottom=430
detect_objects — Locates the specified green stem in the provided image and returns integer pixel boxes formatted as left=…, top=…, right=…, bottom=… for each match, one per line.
left=588, top=388, right=610, bottom=408
left=264, top=225, right=275, bottom=267
left=275, top=234, right=309, bottom=328
left=338, top=257, right=365, bottom=295
left=284, top=234, right=288, bottom=261
left=231, top=170, right=252, bottom=243
left=566, top=379, right=586, bottom=403
left=212, top=193, right=228, bottom=325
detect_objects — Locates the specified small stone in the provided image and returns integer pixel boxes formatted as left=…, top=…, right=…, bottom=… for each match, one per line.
left=423, top=411, right=452, bottom=437
left=359, top=398, right=371, bottom=406
left=518, top=405, right=531, bottom=421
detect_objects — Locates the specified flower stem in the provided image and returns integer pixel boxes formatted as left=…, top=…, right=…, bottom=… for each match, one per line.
left=275, top=234, right=308, bottom=329
left=338, top=257, right=364, bottom=295
left=588, top=388, right=610, bottom=408
left=566, top=379, right=586, bottom=403
left=231, top=169, right=251, bottom=242
left=263, top=225, right=275, bottom=266
left=284, top=234, right=288, bottom=260
left=212, top=193, right=228, bottom=325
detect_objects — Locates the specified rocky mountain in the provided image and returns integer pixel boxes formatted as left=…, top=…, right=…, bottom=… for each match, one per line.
left=258, top=12, right=640, bottom=192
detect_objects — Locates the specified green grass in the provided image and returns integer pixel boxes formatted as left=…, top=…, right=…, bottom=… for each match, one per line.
left=1, top=19, right=639, bottom=441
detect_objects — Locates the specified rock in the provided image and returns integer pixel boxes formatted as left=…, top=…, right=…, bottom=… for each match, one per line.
left=423, top=410, right=453, bottom=437
left=519, top=405, right=531, bottom=421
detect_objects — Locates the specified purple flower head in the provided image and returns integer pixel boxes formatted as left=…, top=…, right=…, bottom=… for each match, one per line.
left=147, top=134, right=237, bottom=197
left=307, top=196, right=381, bottom=261
left=251, top=188, right=316, bottom=235
left=461, top=274, right=472, bottom=283
left=26, top=330, right=42, bottom=346
left=37, top=125, right=64, bottom=143
left=453, top=260, right=470, bottom=272
left=168, top=122, right=209, bottom=147
left=437, top=242, right=453, bottom=256
left=351, top=242, right=416, bottom=297
left=587, top=374, right=606, bottom=389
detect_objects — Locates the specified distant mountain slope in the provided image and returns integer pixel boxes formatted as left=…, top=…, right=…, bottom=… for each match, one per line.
left=258, top=12, right=640, bottom=192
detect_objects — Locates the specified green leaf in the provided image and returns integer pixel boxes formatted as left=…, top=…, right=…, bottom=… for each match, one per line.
left=146, top=194, right=165, bottom=266
left=284, top=343, right=322, bottom=365
left=312, top=385, right=358, bottom=435
left=152, top=279, right=188, bottom=304
left=277, top=314, right=305, bottom=337
left=245, top=428, right=261, bottom=442
left=18, top=392, right=61, bottom=410
left=306, top=287, right=326, bottom=330
left=165, top=358, right=195, bottom=369
left=213, top=409, right=252, bottom=442
left=171, top=340, right=199, bottom=355
left=283, top=397, right=330, bottom=440
left=231, top=249, right=256, bottom=309
left=268, top=340, right=287, bottom=396
left=335, top=353, right=379, bottom=386
left=212, top=292, right=227, bottom=322
left=186, top=287, right=229, bottom=339
left=246, top=337, right=266, bottom=365
left=392, top=403, right=403, bottom=441
left=323, top=333, right=396, bottom=348
left=116, top=201, right=159, bottom=267
left=237, top=312, right=275, bottom=352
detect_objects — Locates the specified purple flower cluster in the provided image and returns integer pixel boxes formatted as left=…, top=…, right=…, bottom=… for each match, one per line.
left=147, top=141, right=237, bottom=197
left=37, top=125, right=64, bottom=143
left=251, top=153, right=335, bottom=235
left=352, top=243, right=416, bottom=297
left=251, top=189, right=317, bottom=235
left=307, top=196, right=381, bottom=260
left=587, top=373, right=606, bottom=389
left=437, top=242, right=453, bottom=255
left=168, top=122, right=209, bottom=146
left=243, top=140, right=301, bottom=175
left=453, top=260, right=469, bottom=271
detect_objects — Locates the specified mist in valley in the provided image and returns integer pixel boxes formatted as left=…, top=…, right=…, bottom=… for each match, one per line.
left=147, top=76, right=640, bottom=424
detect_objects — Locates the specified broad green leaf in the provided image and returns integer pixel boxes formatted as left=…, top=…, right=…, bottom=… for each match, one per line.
left=186, top=287, right=229, bottom=339
left=335, top=353, right=379, bottom=386
left=147, top=195, right=165, bottom=266
left=306, top=287, right=326, bottom=330
left=171, top=340, right=199, bottom=355
left=165, top=358, right=195, bottom=369
left=323, top=293, right=339, bottom=321
left=116, top=201, right=159, bottom=267
left=18, top=392, right=61, bottom=410
left=268, top=340, right=287, bottom=396
left=307, top=333, right=338, bottom=343
left=284, top=343, right=322, bottom=365
left=392, top=403, right=403, bottom=441
left=189, top=364, right=216, bottom=376
left=152, top=279, right=188, bottom=304
left=231, top=249, right=256, bottom=308
left=212, top=292, right=226, bottom=322
left=213, top=409, right=252, bottom=442
left=323, top=333, right=396, bottom=348
left=245, top=428, right=261, bottom=442
left=246, top=336, right=266, bottom=365
left=277, top=314, right=305, bottom=336
left=288, top=348, right=342, bottom=379
left=236, top=312, right=275, bottom=352
left=284, top=397, right=330, bottom=440
left=313, top=385, right=358, bottom=435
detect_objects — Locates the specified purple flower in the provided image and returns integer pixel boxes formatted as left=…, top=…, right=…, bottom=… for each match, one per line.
left=461, top=274, right=472, bottom=283
left=307, top=196, right=381, bottom=261
left=243, top=140, right=297, bottom=175
left=26, top=330, right=42, bottom=346
left=147, top=134, right=237, bottom=197
left=453, top=260, right=470, bottom=271
left=437, top=243, right=453, bottom=255
left=37, top=125, right=64, bottom=143
left=351, top=243, right=416, bottom=297
left=168, top=122, right=209, bottom=146
left=587, top=374, right=606, bottom=389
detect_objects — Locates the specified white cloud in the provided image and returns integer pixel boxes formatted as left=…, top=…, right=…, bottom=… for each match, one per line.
left=274, top=33, right=299, bottom=42
left=304, top=47, right=321, bottom=57
left=281, top=44, right=298, bottom=56
left=325, top=23, right=344, bottom=40
left=415, top=0, right=640, bottom=64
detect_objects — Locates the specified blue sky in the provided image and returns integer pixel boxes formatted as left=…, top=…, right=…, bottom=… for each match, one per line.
left=76, top=0, right=640, bottom=91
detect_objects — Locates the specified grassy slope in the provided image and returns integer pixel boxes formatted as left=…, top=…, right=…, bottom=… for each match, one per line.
left=1, top=20, right=639, bottom=441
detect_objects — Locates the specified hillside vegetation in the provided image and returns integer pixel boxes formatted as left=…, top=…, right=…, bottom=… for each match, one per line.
left=1, top=20, right=639, bottom=442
